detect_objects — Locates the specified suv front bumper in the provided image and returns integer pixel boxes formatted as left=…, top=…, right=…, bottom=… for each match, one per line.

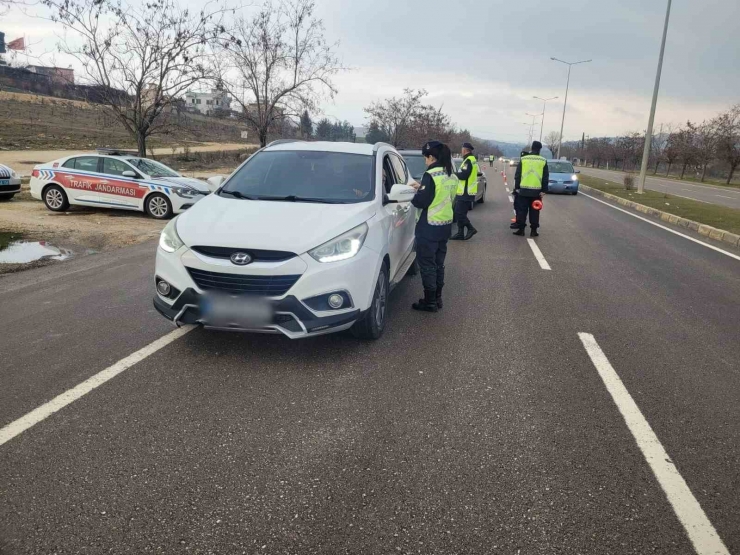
left=153, top=289, right=362, bottom=339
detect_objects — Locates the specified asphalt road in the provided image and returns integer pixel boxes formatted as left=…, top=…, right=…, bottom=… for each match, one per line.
left=580, top=166, right=740, bottom=210
left=1, top=164, right=739, bottom=554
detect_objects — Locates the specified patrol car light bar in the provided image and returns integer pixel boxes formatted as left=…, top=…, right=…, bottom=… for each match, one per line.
left=96, top=148, right=140, bottom=156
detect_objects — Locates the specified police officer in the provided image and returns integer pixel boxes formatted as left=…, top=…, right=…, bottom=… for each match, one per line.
left=489, top=154, right=494, bottom=167
left=451, top=141, right=479, bottom=241
left=513, top=141, right=549, bottom=237
left=410, top=140, right=458, bottom=312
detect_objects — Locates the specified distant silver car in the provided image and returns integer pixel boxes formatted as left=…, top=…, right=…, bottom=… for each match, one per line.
left=509, top=157, right=520, bottom=167
left=0, top=163, right=22, bottom=201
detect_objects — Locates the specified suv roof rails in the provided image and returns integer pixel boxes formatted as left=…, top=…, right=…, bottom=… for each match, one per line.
left=372, top=142, right=394, bottom=152
left=266, top=139, right=304, bottom=147
left=96, top=148, right=140, bottom=156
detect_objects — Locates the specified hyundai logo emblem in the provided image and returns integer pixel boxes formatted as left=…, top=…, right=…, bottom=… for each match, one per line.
left=230, top=252, right=252, bottom=265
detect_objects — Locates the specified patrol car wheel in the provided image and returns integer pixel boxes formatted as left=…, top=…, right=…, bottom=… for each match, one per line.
left=145, top=193, right=173, bottom=219
left=351, top=264, right=388, bottom=340
left=478, top=185, right=486, bottom=204
left=43, top=185, right=69, bottom=212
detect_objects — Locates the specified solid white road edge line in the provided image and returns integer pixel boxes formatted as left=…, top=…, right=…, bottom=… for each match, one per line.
left=578, top=333, right=730, bottom=555
left=505, top=187, right=510, bottom=192
left=508, top=195, right=514, bottom=203
left=580, top=191, right=740, bottom=262
left=526, top=239, right=551, bottom=270
left=0, top=325, right=195, bottom=447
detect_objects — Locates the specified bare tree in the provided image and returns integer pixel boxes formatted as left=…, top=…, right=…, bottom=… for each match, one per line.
left=673, top=123, right=698, bottom=179
left=220, top=0, right=343, bottom=147
left=663, top=130, right=682, bottom=177
left=544, top=131, right=560, bottom=157
left=649, top=123, right=672, bottom=175
left=713, top=104, right=740, bottom=184
left=44, top=0, right=226, bottom=155
left=690, top=120, right=718, bottom=183
left=364, top=88, right=428, bottom=148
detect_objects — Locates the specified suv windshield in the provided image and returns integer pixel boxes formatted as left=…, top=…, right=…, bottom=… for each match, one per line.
left=402, top=154, right=427, bottom=180
left=548, top=161, right=575, bottom=173
left=125, top=158, right=180, bottom=178
left=221, top=150, right=374, bottom=203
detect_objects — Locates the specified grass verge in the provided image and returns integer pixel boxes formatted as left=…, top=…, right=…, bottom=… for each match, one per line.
left=580, top=175, right=740, bottom=235
left=582, top=166, right=740, bottom=189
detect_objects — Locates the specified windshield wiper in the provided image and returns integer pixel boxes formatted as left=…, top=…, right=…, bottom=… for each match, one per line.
left=220, top=190, right=255, bottom=200
left=254, top=195, right=347, bottom=204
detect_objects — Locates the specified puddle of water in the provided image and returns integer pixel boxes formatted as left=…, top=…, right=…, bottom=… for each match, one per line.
left=0, top=238, right=72, bottom=264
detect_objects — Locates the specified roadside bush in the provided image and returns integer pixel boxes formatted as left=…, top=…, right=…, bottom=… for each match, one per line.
left=624, top=174, right=635, bottom=191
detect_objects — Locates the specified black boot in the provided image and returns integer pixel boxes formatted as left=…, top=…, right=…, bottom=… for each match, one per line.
left=412, top=290, right=438, bottom=312
left=435, top=286, right=443, bottom=310
left=464, top=226, right=478, bottom=240
left=513, top=229, right=525, bottom=236
left=510, top=222, right=519, bottom=229
left=450, top=225, right=465, bottom=240
left=530, top=229, right=539, bottom=237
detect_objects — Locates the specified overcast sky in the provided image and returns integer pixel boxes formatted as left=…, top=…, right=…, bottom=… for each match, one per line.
left=2, top=0, right=739, bottom=143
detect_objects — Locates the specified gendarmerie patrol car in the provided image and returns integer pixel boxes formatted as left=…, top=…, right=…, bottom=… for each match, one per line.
left=0, top=163, right=22, bottom=201
left=29, top=149, right=211, bottom=219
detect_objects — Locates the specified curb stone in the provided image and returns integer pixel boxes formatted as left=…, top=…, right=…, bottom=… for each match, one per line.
left=580, top=184, right=740, bottom=248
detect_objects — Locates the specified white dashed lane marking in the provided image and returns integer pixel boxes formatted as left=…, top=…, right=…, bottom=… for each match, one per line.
left=578, top=333, right=730, bottom=555
left=0, top=325, right=195, bottom=447
left=527, top=239, right=551, bottom=270
left=508, top=195, right=514, bottom=203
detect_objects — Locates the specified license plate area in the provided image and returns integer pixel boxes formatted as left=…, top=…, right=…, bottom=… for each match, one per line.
left=199, top=292, right=274, bottom=328
left=0, top=180, right=9, bottom=186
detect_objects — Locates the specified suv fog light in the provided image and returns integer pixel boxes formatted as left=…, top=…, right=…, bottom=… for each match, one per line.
left=328, top=294, right=344, bottom=309
left=156, top=279, right=172, bottom=296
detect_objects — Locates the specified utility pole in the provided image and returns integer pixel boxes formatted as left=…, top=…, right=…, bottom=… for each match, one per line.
left=533, top=96, right=558, bottom=142
left=551, top=57, right=592, bottom=159
left=637, top=0, right=672, bottom=194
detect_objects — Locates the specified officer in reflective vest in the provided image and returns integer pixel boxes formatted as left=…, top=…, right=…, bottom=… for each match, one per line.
left=451, top=142, right=479, bottom=241
left=513, top=141, right=549, bottom=237
left=489, top=154, right=494, bottom=167
left=410, top=140, right=458, bottom=312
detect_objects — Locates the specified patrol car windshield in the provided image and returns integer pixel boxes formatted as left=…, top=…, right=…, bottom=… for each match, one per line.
left=548, top=161, right=575, bottom=173
left=402, top=155, right=427, bottom=180
left=221, top=150, right=374, bottom=204
left=125, top=158, right=180, bottom=178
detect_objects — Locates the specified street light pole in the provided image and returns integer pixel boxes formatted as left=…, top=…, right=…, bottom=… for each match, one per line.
left=637, top=0, right=672, bottom=194
left=525, top=113, right=541, bottom=146
left=533, top=96, right=558, bottom=142
left=551, top=57, right=592, bottom=159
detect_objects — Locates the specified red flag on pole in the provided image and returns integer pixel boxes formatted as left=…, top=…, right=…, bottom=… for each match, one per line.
left=7, top=38, right=25, bottom=51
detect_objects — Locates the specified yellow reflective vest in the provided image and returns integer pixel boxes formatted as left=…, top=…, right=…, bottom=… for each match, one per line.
left=418, top=167, right=458, bottom=225
left=457, top=155, right=478, bottom=196
left=520, top=154, right=547, bottom=190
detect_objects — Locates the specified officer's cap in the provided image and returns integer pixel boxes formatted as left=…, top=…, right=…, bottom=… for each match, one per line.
left=462, top=142, right=475, bottom=150
left=422, top=140, right=443, bottom=156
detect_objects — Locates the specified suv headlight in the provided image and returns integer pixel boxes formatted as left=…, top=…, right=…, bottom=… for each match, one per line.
left=11, top=169, right=19, bottom=178
left=571, top=174, right=578, bottom=181
left=159, top=217, right=184, bottom=253
left=309, top=223, right=369, bottom=263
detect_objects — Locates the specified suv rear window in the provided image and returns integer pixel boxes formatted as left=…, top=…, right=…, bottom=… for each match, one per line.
left=222, top=150, right=374, bottom=204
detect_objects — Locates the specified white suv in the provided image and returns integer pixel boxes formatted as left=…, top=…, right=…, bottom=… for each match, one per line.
left=153, top=140, right=419, bottom=340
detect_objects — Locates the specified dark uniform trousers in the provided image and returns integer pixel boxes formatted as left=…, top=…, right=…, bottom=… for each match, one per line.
left=416, top=236, right=448, bottom=292
left=514, top=194, right=540, bottom=230
left=454, top=199, right=472, bottom=229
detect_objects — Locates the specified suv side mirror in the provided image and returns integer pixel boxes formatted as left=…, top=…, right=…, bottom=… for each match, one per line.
left=386, top=183, right=416, bottom=204
left=122, top=170, right=138, bottom=178
left=575, top=169, right=581, bottom=174
left=206, top=175, right=225, bottom=192
left=477, top=171, right=483, bottom=177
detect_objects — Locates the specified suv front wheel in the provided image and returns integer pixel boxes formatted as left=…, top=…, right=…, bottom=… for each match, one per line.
left=351, top=264, right=388, bottom=340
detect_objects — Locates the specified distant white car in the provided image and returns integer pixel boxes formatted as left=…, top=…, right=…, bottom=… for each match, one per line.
left=29, top=150, right=211, bottom=219
left=0, top=163, right=22, bottom=201
left=154, top=140, right=420, bottom=340
left=509, top=157, right=520, bottom=167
